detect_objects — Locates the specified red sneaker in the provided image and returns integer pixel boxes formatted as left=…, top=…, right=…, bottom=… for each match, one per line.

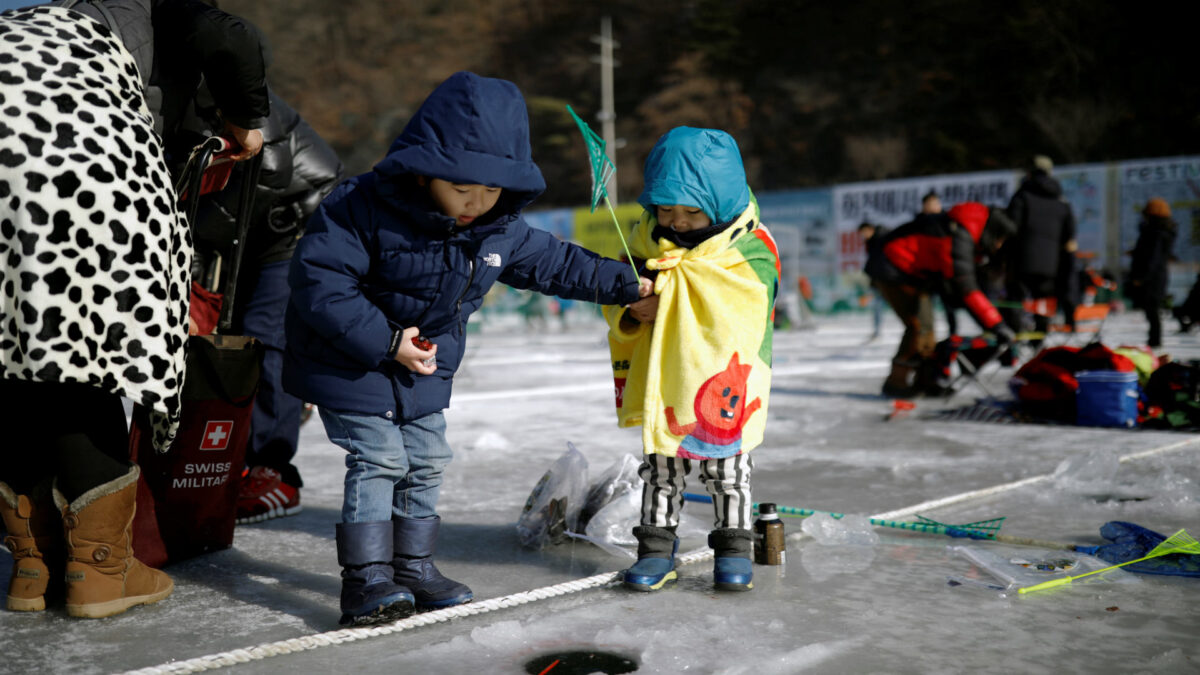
left=236, top=466, right=301, bottom=524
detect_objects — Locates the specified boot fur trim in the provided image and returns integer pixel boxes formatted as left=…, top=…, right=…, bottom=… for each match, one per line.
left=53, top=465, right=139, bottom=513
left=0, top=481, right=17, bottom=510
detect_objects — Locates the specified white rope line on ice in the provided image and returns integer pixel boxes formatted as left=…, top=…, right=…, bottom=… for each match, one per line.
left=122, top=436, right=1196, bottom=674
left=121, top=549, right=717, bottom=675
left=871, top=435, right=1200, bottom=521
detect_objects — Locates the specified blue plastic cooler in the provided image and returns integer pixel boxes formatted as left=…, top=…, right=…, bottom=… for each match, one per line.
left=1075, top=370, right=1140, bottom=428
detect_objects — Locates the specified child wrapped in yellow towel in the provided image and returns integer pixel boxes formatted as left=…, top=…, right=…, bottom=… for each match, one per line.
left=604, top=127, right=780, bottom=592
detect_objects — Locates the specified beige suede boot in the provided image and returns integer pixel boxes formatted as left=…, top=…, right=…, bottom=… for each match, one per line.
left=54, top=466, right=173, bottom=618
left=0, top=480, right=63, bottom=611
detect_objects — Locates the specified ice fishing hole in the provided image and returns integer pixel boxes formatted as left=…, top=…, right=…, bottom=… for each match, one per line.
left=524, top=649, right=639, bottom=674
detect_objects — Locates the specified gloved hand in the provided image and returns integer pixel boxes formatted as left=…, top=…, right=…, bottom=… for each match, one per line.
left=992, top=323, right=1016, bottom=345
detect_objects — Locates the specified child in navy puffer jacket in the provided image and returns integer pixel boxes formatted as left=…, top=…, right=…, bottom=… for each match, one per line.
left=284, top=71, right=651, bottom=626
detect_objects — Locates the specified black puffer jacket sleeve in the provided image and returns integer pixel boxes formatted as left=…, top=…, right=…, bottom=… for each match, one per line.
left=283, top=110, right=345, bottom=227
left=152, top=0, right=269, bottom=132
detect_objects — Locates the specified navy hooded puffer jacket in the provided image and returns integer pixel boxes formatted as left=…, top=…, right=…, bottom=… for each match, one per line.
left=283, top=72, right=640, bottom=422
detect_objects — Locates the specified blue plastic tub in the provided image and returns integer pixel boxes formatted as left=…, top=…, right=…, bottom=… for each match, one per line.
left=1075, top=369, right=1140, bottom=428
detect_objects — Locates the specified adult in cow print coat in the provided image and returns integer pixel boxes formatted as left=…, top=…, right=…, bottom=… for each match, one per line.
left=0, top=3, right=265, bottom=620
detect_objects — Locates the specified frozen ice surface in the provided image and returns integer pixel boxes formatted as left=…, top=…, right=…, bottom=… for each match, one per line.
left=3, top=310, right=1199, bottom=674
left=799, top=512, right=881, bottom=546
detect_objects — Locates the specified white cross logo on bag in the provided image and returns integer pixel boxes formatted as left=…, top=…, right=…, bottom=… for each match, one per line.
left=200, top=421, right=234, bottom=451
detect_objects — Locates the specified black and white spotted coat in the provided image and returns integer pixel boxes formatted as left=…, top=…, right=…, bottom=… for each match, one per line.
left=0, top=6, right=190, bottom=451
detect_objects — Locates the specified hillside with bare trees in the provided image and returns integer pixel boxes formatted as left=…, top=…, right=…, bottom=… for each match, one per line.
left=223, top=0, right=1200, bottom=208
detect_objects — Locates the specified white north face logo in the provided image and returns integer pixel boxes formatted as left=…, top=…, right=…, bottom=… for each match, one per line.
left=484, top=253, right=502, bottom=267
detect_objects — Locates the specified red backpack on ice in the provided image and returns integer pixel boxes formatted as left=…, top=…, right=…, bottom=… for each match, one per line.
left=1008, top=344, right=1135, bottom=422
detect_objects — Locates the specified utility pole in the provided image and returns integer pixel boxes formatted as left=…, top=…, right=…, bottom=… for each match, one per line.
left=591, top=16, right=619, bottom=204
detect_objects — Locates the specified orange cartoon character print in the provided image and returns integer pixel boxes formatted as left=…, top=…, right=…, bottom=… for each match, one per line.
left=664, top=352, right=761, bottom=459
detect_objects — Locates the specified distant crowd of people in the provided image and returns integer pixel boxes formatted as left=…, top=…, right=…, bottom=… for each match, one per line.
left=861, top=155, right=1185, bottom=398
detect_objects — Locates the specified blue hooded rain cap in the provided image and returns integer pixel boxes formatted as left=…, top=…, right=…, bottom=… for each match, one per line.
left=637, top=127, right=750, bottom=226
left=373, top=71, right=546, bottom=212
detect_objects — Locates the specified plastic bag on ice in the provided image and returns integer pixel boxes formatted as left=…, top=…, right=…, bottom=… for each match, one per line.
left=516, top=443, right=588, bottom=549
left=579, top=453, right=641, bottom=530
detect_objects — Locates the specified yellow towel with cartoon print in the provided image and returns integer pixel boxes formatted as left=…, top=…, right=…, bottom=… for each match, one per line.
left=604, top=203, right=780, bottom=459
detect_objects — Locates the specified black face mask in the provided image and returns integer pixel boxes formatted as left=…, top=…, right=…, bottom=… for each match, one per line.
left=651, top=219, right=735, bottom=249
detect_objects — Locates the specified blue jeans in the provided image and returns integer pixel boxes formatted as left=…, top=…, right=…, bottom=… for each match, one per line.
left=318, top=409, right=453, bottom=523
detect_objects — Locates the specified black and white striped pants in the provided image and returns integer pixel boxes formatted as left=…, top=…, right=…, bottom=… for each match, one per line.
left=638, top=452, right=754, bottom=530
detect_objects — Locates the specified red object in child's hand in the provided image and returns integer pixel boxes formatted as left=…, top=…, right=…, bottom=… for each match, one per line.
left=412, top=336, right=436, bottom=368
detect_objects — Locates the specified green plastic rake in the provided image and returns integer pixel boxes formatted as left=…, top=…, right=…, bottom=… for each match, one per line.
left=1019, top=528, right=1200, bottom=594
left=566, top=104, right=640, bottom=281
left=683, top=493, right=1009, bottom=542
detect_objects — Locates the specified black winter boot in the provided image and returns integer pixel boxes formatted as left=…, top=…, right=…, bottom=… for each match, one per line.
left=622, top=525, right=679, bottom=592
left=392, top=516, right=472, bottom=611
left=336, top=521, right=414, bottom=626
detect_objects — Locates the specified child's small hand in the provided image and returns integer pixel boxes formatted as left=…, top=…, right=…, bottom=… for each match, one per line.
left=627, top=295, right=659, bottom=324
left=637, top=276, right=654, bottom=298
left=395, top=326, right=438, bottom=375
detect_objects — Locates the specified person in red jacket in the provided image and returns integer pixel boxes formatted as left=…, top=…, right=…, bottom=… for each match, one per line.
left=865, top=202, right=1017, bottom=397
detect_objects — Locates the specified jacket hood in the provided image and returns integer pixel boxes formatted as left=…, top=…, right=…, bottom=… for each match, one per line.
left=1020, top=173, right=1063, bottom=199
left=947, top=202, right=990, bottom=243
left=373, top=71, right=546, bottom=215
left=637, top=127, right=750, bottom=226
